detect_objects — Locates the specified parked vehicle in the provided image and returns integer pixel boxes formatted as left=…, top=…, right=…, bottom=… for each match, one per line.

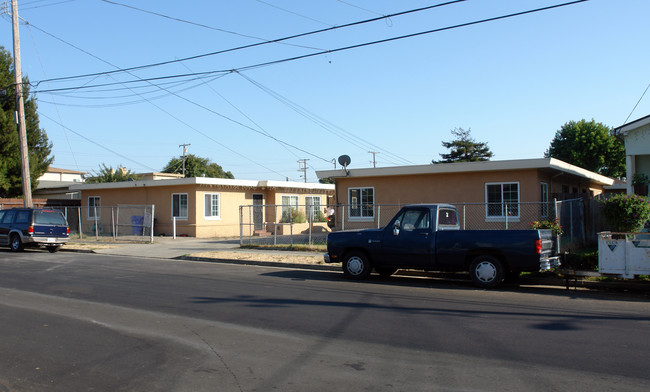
left=0, top=208, right=70, bottom=253
left=324, top=204, right=559, bottom=288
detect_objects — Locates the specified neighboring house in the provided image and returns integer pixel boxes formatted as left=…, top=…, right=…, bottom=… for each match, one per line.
left=613, top=114, right=650, bottom=195
left=316, top=158, right=614, bottom=231
left=34, top=167, right=86, bottom=200
left=70, top=177, right=334, bottom=238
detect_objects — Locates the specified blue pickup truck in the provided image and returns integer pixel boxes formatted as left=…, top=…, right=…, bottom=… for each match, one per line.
left=325, top=204, right=559, bottom=288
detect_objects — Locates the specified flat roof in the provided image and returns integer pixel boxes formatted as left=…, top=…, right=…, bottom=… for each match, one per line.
left=614, top=113, right=650, bottom=136
left=316, top=158, right=614, bottom=186
left=70, top=177, right=335, bottom=191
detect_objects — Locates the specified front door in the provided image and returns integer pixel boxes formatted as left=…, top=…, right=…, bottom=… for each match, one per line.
left=378, top=207, right=433, bottom=269
left=253, top=194, right=264, bottom=230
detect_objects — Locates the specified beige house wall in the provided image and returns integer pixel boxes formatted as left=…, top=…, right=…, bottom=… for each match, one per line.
left=80, top=182, right=334, bottom=238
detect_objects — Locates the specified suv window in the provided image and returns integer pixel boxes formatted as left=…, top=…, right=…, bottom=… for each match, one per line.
left=2, top=210, right=16, bottom=224
left=15, top=210, right=31, bottom=224
left=34, top=210, right=67, bottom=225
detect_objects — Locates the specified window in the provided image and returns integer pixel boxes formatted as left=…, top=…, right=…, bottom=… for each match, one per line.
left=281, top=195, right=299, bottom=222
left=438, top=208, right=458, bottom=227
left=541, top=182, right=549, bottom=218
left=2, top=210, right=15, bottom=224
left=349, top=187, right=374, bottom=219
left=204, top=193, right=220, bottom=219
left=88, top=196, right=101, bottom=219
left=305, top=196, right=321, bottom=221
left=395, top=209, right=430, bottom=231
left=172, top=193, right=188, bottom=219
left=15, top=211, right=30, bottom=224
left=486, top=182, right=519, bottom=219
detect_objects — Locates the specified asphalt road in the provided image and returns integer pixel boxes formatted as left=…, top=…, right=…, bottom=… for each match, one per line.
left=0, top=249, right=649, bottom=392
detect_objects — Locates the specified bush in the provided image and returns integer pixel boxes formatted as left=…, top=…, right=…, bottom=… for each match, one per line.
left=280, top=208, right=306, bottom=223
left=530, top=218, right=563, bottom=236
left=563, top=249, right=598, bottom=270
left=601, top=194, right=650, bottom=232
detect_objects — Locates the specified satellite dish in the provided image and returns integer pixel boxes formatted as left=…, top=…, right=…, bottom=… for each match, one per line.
left=338, top=155, right=351, bottom=168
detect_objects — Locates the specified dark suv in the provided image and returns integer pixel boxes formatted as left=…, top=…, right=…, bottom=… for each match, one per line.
left=0, top=208, right=70, bottom=252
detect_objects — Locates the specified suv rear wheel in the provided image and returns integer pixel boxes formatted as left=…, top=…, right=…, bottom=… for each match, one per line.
left=10, top=234, right=24, bottom=252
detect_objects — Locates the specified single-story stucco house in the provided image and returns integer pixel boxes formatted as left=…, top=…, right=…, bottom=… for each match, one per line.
left=316, top=157, right=614, bottom=231
left=71, top=177, right=334, bottom=238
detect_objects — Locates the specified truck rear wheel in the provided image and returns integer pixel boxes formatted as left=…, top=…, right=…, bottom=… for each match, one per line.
left=342, top=251, right=372, bottom=280
left=469, top=255, right=504, bottom=289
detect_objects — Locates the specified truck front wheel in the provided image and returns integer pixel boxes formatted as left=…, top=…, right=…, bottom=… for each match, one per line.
left=342, top=251, right=372, bottom=280
left=469, top=256, right=504, bottom=289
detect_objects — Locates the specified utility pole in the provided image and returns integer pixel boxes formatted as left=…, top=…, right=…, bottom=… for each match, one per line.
left=298, top=159, right=309, bottom=183
left=179, top=143, right=190, bottom=177
left=11, top=0, right=32, bottom=207
left=368, top=151, right=379, bottom=168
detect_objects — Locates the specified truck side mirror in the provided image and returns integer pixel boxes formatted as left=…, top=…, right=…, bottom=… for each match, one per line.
left=393, top=220, right=401, bottom=236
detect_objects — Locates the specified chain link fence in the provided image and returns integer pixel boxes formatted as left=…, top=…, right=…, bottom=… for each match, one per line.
left=240, top=199, right=592, bottom=250
left=50, top=205, right=155, bottom=243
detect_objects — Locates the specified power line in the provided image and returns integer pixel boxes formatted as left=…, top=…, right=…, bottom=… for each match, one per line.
left=37, top=111, right=158, bottom=171
left=99, top=0, right=323, bottom=52
left=30, top=1, right=467, bottom=85
left=29, top=0, right=587, bottom=95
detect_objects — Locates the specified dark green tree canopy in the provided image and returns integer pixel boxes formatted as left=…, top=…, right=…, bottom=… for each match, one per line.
left=86, top=164, right=137, bottom=183
left=545, top=119, right=625, bottom=177
left=163, top=154, right=234, bottom=179
left=0, top=46, right=53, bottom=197
left=435, top=128, right=493, bottom=163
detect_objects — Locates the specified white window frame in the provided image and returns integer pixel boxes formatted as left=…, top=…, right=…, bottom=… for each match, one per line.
left=88, top=196, right=101, bottom=219
left=349, top=187, right=374, bottom=221
left=305, top=196, right=321, bottom=221
left=204, top=193, right=221, bottom=220
left=281, top=195, right=299, bottom=222
left=485, top=182, right=520, bottom=222
left=541, top=182, right=549, bottom=218
left=172, top=193, right=188, bottom=220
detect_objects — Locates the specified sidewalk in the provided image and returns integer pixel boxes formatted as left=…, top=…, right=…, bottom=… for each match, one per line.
left=62, top=237, right=650, bottom=293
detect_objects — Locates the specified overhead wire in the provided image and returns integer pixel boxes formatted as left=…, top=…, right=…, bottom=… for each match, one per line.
left=98, top=0, right=324, bottom=52
left=31, top=0, right=467, bottom=85
left=19, top=22, right=295, bottom=177
left=37, top=111, right=158, bottom=171
left=236, top=71, right=413, bottom=166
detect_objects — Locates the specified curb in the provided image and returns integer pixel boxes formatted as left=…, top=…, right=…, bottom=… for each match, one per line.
left=177, top=255, right=340, bottom=271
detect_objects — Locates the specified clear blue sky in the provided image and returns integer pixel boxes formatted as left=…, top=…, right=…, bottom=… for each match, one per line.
left=2, top=0, right=649, bottom=181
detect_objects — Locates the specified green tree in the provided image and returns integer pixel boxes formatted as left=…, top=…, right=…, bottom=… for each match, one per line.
left=435, top=128, right=493, bottom=163
left=86, top=163, right=137, bottom=183
left=162, top=154, right=234, bottom=178
left=0, top=46, right=53, bottom=197
left=545, top=119, right=625, bottom=177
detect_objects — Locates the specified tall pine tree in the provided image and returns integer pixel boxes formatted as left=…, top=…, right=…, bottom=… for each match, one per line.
left=0, top=46, right=53, bottom=197
left=435, top=128, right=493, bottom=163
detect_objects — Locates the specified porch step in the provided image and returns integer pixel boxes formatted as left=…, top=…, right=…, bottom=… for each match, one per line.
left=253, top=230, right=272, bottom=237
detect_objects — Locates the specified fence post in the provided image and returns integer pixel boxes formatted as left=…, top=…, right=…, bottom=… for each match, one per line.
left=150, top=204, right=155, bottom=243
left=290, top=207, right=294, bottom=248
left=308, top=206, right=313, bottom=246
left=377, top=205, right=381, bottom=229
left=94, top=206, right=99, bottom=240
left=341, top=205, right=345, bottom=231
left=173, top=216, right=177, bottom=239
left=273, top=205, right=277, bottom=246
left=463, top=205, right=466, bottom=230
left=111, top=208, right=116, bottom=241
left=239, top=206, right=243, bottom=246
left=78, top=206, right=82, bottom=239
left=504, top=204, right=509, bottom=230
left=554, top=198, right=560, bottom=254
